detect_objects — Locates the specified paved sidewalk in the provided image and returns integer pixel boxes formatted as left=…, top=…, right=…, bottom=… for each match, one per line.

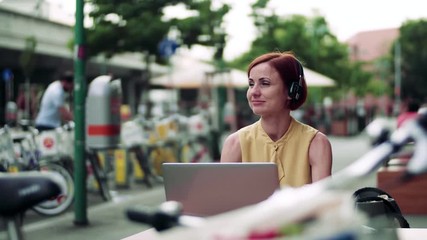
left=16, top=186, right=165, bottom=240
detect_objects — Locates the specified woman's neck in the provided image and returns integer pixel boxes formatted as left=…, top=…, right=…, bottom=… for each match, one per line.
left=260, top=113, right=292, bottom=142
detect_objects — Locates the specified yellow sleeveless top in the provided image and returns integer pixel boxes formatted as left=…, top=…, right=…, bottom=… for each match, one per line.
left=238, top=117, right=318, bottom=188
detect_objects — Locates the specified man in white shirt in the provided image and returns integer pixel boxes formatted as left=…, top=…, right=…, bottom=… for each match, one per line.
left=35, top=71, right=74, bottom=131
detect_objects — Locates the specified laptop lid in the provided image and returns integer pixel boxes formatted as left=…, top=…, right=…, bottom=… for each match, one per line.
left=162, top=162, right=279, bottom=217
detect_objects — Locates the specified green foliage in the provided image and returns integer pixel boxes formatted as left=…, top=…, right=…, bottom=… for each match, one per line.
left=365, top=78, right=392, bottom=97
left=229, top=5, right=372, bottom=100
left=86, top=0, right=230, bottom=63
left=20, top=36, right=37, bottom=78
left=395, top=19, right=427, bottom=102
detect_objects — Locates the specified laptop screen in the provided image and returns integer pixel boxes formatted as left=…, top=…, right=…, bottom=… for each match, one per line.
left=162, top=162, right=279, bottom=217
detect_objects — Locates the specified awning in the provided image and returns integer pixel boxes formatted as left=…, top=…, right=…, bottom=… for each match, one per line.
left=150, top=54, right=336, bottom=89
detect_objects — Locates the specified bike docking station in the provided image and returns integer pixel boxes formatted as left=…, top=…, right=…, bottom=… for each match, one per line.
left=85, top=75, right=128, bottom=198
left=120, top=115, right=174, bottom=188
left=120, top=119, right=148, bottom=185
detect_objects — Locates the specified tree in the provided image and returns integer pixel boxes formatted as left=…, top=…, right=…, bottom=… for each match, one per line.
left=229, top=4, right=372, bottom=101
left=20, top=36, right=37, bottom=80
left=394, top=19, right=427, bottom=102
left=86, top=0, right=230, bottom=63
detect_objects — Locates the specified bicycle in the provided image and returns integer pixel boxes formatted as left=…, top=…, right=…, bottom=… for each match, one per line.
left=120, top=113, right=214, bottom=189
left=125, top=113, right=427, bottom=239
left=179, top=135, right=211, bottom=163
left=0, top=171, right=64, bottom=240
left=34, top=122, right=74, bottom=173
left=122, top=116, right=179, bottom=179
left=141, top=113, right=214, bottom=176
left=36, top=121, right=117, bottom=202
left=38, top=121, right=115, bottom=201
left=3, top=124, right=75, bottom=216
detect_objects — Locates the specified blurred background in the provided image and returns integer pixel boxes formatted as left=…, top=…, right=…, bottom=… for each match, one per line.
left=1, top=1, right=427, bottom=239
left=1, top=0, right=427, bottom=139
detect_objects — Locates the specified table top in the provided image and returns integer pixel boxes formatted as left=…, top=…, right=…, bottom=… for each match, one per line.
left=123, top=228, right=427, bottom=240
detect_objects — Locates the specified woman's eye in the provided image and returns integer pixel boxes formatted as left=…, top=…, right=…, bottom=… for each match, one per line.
left=248, top=82, right=254, bottom=87
left=261, top=81, right=270, bottom=87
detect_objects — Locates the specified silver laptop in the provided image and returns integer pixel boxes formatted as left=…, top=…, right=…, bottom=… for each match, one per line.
left=162, top=162, right=279, bottom=217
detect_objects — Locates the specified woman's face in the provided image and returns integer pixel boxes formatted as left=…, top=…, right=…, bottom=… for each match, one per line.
left=247, top=62, right=289, bottom=116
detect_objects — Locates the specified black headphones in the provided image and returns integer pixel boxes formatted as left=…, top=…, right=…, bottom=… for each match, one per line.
left=288, top=60, right=304, bottom=101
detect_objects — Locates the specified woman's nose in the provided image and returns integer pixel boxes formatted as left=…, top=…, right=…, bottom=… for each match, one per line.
left=249, top=84, right=261, bottom=96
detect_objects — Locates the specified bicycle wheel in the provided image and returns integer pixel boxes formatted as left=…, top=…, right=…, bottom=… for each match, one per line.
left=32, top=162, right=74, bottom=216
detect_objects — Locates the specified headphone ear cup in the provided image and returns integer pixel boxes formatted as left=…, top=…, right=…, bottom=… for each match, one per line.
left=289, top=82, right=299, bottom=101
left=289, top=61, right=303, bottom=101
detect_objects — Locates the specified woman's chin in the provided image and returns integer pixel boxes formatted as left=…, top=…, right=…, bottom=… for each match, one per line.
left=251, top=109, right=264, bottom=116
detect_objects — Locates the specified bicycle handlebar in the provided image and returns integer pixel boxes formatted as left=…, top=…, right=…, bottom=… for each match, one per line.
left=126, top=201, right=182, bottom=231
left=126, top=201, right=205, bottom=232
left=392, top=112, right=427, bottom=178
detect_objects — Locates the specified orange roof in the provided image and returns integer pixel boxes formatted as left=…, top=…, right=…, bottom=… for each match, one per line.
left=346, top=28, right=399, bottom=62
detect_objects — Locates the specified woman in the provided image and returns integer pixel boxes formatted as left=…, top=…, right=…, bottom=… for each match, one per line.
left=220, top=52, right=332, bottom=188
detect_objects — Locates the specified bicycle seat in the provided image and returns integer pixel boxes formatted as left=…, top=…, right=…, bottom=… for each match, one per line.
left=11, top=132, right=28, bottom=142
left=18, top=119, right=34, bottom=131
left=0, top=171, right=62, bottom=216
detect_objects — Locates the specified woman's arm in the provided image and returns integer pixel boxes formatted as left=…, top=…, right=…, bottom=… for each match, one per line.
left=308, top=132, right=332, bottom=182
left=220, top=132, right=242, bottom=162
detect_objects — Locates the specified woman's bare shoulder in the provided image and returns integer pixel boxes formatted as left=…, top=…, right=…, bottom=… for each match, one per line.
left=309, top=131, right=332, bottom=181
left=224, top=131, right=239, bottom=143
left=220, top=132, right=242, bottom=162
left=312, top=131, right=331, bottom=146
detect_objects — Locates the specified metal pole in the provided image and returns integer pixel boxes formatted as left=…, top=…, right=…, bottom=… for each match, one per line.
left=74, top=0, right=88, bottom=225
left=25, top=77, right=30, bottom=119
left=394, top=41, right=402, bottom=116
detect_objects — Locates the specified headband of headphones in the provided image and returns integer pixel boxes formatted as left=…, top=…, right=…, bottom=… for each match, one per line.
left=297, top=60, right=303, bottom=86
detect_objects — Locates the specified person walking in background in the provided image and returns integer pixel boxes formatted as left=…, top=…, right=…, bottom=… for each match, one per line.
left=16, top=85, right=40, bottom=121
left=220, top=52, right=332, bottom=188
left=397, top=99, right=420, bottom=128
left=35, top=71, right=74, bottom=131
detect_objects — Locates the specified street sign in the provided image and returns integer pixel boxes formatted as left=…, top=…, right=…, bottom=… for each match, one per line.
left=158, top=38, right=179, bottom=58
left=2, top=68, right=13, bottom=83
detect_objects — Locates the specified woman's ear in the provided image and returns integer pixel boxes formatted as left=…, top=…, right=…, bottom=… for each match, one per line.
left=285, top=96, right=292, bottom=109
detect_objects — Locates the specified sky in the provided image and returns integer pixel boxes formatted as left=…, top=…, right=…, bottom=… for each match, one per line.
left=44, top=0, right=427, bottom=60
left=222, top=0, right=427, bottom=60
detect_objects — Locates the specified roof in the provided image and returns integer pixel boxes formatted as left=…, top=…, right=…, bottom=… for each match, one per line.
left=346, top=28, right=399, bottom=62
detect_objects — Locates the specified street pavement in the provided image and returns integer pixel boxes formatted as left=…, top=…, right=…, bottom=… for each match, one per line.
left=1, top=184, right=166, bottom=240
left=1, top=133, right=427, bottom=240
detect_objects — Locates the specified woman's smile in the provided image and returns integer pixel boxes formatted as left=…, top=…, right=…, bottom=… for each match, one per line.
left=250, top=100, right=265, bottom=107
